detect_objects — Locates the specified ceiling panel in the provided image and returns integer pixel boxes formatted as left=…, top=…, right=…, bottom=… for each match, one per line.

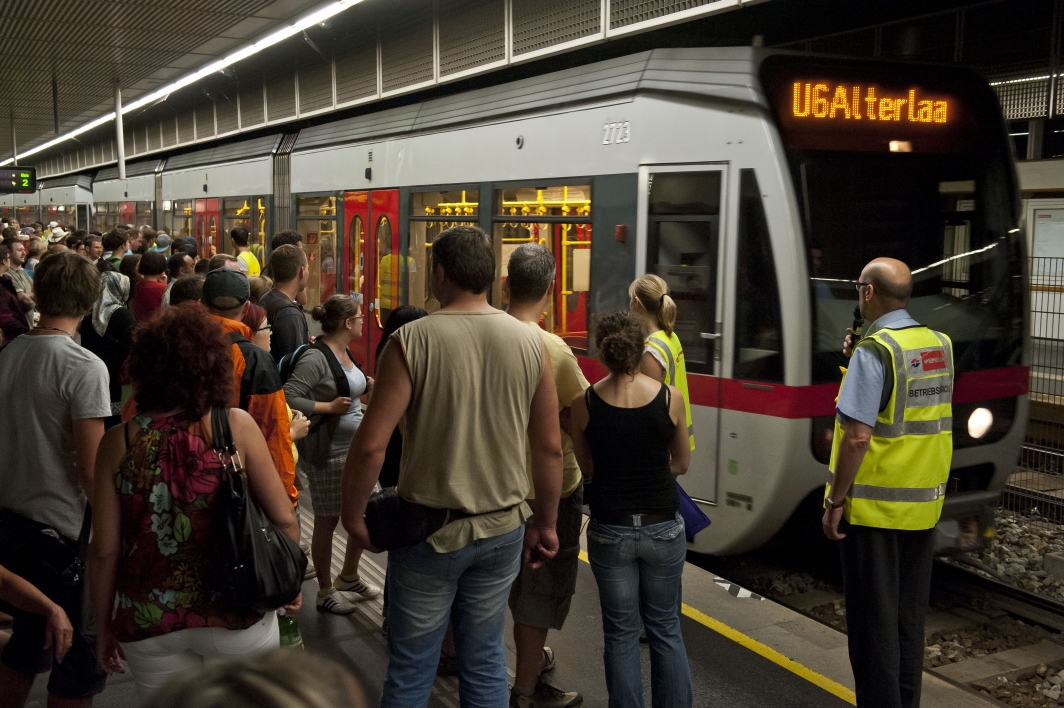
left=0, top=0, right=334, bottom=162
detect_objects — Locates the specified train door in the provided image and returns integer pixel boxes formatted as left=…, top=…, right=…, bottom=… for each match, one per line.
left=194, top=198, right=220, bottom=258
left=119, top=202, right=135, bottom=227
left=342, top=190, right=399, bottom=373
left=640, top=164, right=728, bottom=504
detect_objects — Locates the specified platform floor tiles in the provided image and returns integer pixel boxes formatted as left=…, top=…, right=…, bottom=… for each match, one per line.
left=25, top=509, right=1001, bottom=707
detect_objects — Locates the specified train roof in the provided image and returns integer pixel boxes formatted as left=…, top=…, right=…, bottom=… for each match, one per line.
left=293, top=47, right=770, bottom=153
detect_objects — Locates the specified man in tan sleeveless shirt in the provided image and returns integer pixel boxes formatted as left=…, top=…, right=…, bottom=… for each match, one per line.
left=342, top=226, right=564, bottom=708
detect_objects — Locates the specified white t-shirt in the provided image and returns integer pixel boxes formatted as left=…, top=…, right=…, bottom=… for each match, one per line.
left=0, top=335, right=111, bottom=540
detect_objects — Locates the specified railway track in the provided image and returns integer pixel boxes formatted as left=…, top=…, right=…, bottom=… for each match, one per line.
left=933, top=559, right=1064, bottom=633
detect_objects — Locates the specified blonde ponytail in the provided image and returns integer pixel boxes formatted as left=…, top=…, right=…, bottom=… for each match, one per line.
left=628, top=273, right=676, bottom=337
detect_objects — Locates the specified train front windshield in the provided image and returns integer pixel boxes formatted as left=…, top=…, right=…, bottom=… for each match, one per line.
left=762, top=56, right=1024, bottom=384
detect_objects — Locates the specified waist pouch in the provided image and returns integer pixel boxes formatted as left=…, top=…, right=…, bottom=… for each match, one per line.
left=0, top=508, right=87, bottom=613
left=364, top=487, right=480, bottom=551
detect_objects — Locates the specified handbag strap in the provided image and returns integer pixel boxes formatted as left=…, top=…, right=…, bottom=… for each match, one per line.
left=210, top=407, right=243, bottom=474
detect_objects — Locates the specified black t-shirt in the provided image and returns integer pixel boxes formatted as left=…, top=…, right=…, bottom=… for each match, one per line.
left=79, top=307, right=135, bottom=423
left=259, top=289, right=308, bottom=364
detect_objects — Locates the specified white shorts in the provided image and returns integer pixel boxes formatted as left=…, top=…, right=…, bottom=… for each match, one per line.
left=120, top=611, right=278, bottom=701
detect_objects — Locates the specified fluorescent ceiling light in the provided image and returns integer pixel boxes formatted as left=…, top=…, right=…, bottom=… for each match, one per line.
left=0, top=0, right=361, bottom=168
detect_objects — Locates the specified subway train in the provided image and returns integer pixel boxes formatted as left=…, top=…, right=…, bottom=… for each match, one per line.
left=4, top=47, right=1029, bottom=555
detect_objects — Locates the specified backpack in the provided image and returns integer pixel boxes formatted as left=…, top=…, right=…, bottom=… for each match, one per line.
left=227, top=332, right=285, bottom=411
left=276, top=339, right=362, bottom=434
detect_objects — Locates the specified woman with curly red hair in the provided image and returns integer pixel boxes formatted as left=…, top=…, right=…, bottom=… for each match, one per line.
left=89, top=302, right=301, bottom=701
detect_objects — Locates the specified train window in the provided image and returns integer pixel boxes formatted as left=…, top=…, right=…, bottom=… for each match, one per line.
left=376, top=216, right=409, bottom=326
left=408, top=189, right=479, bottom=314
left=647, top=172, right=722, bottom=375
left=493, top=185, right=591, bottom=346
left=296, top=195, right=338, bottom=309
left=349, top=215, right=364, bottom=298
left=733, top=170, right=783, bottom=383
left=173, top=200, right=193, bottom=238
left=135, top=202, right=152, bottom=228
left=223, top=198, right=251, bottom=258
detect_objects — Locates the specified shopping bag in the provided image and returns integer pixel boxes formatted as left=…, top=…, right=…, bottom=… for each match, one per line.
left=677, top=484, right=711, bottom=542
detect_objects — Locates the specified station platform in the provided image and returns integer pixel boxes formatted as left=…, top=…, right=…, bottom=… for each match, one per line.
left=25, top=510, right=1000, bottom=707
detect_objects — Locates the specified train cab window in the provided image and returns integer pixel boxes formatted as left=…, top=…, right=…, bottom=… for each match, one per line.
left=173, top=200, right=193, bottom=238
left=647, top=171, right=722, bottom=375
left=408, top=189, right=479, bottom=315
left=733, top=170, right=783, bottom=383
left=296, top=195, right=338, bottom=309
left=493, top=185, right=592, bottom=347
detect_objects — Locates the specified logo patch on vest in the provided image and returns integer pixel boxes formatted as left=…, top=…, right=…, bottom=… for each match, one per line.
left=903, top=347, right=948, bottom=376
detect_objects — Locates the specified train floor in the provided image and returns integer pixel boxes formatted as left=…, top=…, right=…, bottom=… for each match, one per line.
left=26, top=508, right=1000, bottom=708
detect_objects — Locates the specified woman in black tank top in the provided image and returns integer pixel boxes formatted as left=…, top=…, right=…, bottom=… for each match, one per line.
left=570, top=310, right=693, bottom=708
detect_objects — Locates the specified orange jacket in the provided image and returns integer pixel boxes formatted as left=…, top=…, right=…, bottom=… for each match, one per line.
left=211, top=315, right=298, bottom=507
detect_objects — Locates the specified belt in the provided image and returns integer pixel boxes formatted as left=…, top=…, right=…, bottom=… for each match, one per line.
left=593, top=512, right=677, bottom=527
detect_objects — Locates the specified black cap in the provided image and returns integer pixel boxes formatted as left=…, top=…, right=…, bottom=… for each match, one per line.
left=202, top=268, right=249, bottom=310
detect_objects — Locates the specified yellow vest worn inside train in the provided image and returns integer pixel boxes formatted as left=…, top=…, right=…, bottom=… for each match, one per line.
left=378, top=254, right=412, bottom=310
left=646, top=330, right=695, bottom=451
left=826, top=326, right=954, bottom=531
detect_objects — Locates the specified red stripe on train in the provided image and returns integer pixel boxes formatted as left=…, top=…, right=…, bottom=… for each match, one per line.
left=576, top=355, right=1028, bottom=419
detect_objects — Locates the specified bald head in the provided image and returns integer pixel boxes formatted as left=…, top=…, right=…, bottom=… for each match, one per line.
left=861, top=258, right=912, bottom=305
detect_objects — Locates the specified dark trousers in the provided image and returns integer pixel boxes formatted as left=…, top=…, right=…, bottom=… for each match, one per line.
left=840, top=521, right=935, bottom=708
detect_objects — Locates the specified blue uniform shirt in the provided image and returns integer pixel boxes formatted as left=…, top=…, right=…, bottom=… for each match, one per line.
left=836, top=309, right=920, bottom=427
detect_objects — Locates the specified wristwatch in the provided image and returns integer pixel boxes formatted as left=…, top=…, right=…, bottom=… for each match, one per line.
left=825, top=497, right=846, bottom=510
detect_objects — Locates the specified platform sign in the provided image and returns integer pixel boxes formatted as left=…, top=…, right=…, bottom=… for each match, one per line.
left=0, top=167, right=36, bottom=194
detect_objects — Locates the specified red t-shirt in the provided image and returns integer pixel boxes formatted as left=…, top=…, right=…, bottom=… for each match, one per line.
left=130, top=280, right=166, bottom=322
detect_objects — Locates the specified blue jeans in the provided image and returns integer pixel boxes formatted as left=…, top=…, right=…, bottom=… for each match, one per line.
left=587, top=516, right=693, bottom=708
left=381, top=525, right=524, bottom=708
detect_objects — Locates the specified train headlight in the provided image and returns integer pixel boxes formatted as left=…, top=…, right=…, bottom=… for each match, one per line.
left=967, top=408, right=993, bottom=439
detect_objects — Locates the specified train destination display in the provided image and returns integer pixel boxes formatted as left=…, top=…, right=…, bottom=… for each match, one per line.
left=791, top=83, right=949, bottom=124
left=0, top=167, right=36, bottom=194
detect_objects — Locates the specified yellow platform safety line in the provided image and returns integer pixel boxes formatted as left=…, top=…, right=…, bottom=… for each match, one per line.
left=577, top=550, right=856, bottom=705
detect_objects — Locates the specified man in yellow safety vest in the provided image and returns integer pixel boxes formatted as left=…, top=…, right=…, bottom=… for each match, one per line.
left=823, top=257, right=953, bottom=708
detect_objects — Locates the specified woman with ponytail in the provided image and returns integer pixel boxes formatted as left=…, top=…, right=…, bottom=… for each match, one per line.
left=283, top=294, right=380, bottom=614
left=570, top=309, right=693, bottom=708
left=628, top=274, right=695, bottom=451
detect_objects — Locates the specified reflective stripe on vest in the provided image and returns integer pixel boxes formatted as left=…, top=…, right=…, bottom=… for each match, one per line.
left=826, top=326, right=953, bottom=531
left=646, top=331, right=695, bottom=451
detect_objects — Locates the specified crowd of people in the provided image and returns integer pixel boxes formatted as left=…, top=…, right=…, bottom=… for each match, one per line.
left=0, top=218, right=698, bottom=708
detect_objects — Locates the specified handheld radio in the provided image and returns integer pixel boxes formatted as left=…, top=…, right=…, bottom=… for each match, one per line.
left=851, top=305, right=864, bottom=343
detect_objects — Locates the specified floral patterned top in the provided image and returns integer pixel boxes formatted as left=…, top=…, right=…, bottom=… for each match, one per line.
left=111, top=414, right=264, bottom=642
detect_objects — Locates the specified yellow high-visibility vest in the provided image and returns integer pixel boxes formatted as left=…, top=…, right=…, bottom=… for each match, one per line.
left=826, top=326, right=953, bottom=530
left=378, top=254, right=412, bottom=310
left=646, top=330, right=695, bottom=451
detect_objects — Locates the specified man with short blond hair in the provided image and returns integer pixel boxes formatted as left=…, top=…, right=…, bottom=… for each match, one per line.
left=0, top=251, right=109, bottom=706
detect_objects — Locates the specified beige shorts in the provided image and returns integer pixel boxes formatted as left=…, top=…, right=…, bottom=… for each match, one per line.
left=508, top=482, right=584, bottom=631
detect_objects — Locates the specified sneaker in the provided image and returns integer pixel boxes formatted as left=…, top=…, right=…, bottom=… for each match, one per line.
left=316, top=587, right=358, bottom=614
left=304, top=565, right=317, bottom=580
left=509, top=681, right=583, bottom=708
left=539, top=646, right=556, bottom=675
left=334, top=575, right=382, bottom=601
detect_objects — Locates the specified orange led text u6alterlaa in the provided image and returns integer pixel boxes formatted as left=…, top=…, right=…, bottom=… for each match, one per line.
left=791, top=82, right=948, bottom=123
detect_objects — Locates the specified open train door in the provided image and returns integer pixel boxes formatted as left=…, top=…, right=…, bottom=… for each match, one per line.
left=639, top=163, right=729, bottom=505
left=342, top=189, right=399, bottom=374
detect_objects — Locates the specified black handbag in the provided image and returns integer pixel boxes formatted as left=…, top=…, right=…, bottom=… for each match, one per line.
left=211, top=408, right=307, bottom=614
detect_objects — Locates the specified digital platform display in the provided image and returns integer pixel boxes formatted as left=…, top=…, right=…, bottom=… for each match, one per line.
left=0, top=168, right=36, bottom=194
